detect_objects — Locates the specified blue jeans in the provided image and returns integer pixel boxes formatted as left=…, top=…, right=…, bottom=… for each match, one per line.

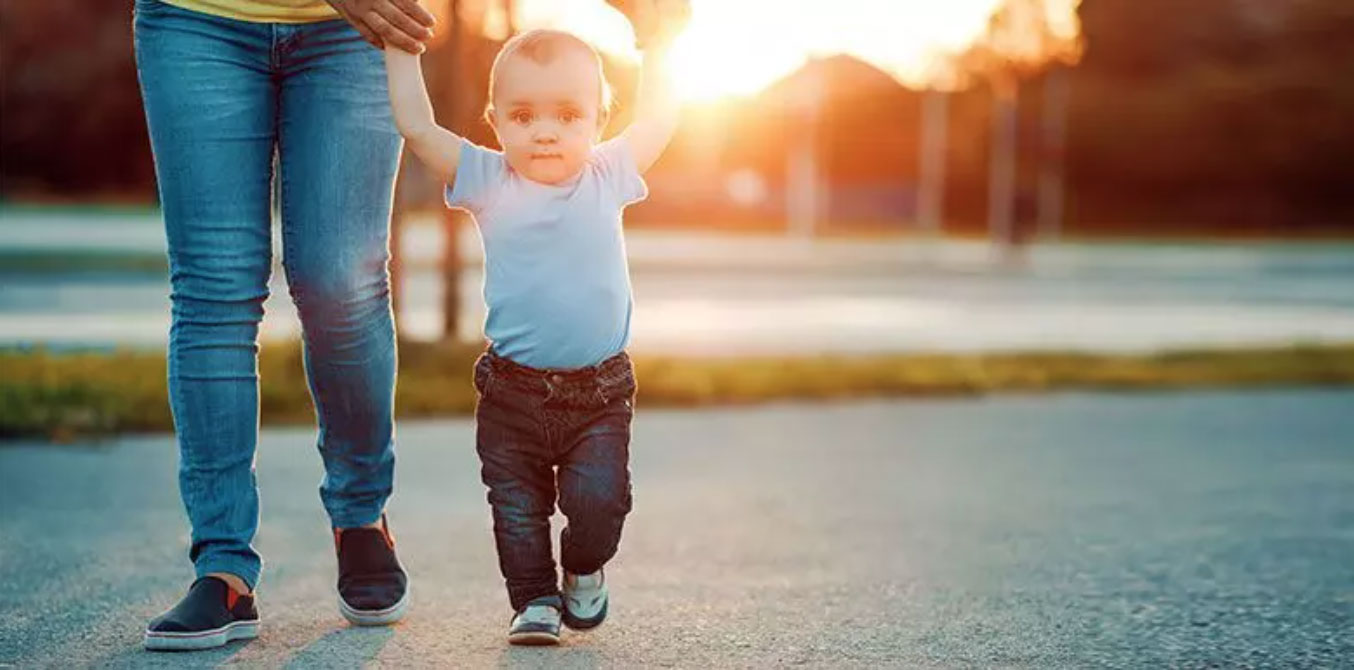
left=134, top=0, right=402, bottom=590
left=474, top=350, right=636, bottom=611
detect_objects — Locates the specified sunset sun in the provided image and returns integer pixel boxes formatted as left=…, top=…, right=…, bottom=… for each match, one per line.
left=511, top=0, right=1081, bottom=101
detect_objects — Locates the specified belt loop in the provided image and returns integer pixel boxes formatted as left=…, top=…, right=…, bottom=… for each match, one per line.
left=542, top=374, right=558, bottom=403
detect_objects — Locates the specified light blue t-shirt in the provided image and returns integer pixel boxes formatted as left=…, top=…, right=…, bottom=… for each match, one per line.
left=445, top=137, right=648, bottom=370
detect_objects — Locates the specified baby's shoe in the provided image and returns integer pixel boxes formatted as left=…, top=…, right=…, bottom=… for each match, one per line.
left=562, top=569, right=608, bottom=630
left=508, top=597, right=562, bottom=645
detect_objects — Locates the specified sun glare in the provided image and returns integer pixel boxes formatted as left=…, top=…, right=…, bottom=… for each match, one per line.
left=512, top=0, right=1081, bottom=102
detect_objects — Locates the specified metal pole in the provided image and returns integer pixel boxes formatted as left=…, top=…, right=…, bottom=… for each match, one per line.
left=917, top=88, right=948, bottom=239
left=787, top=61, right=820, bottom=240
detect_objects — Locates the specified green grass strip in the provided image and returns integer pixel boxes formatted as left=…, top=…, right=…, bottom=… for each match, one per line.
left=3, top=341, right=1353, bottom=441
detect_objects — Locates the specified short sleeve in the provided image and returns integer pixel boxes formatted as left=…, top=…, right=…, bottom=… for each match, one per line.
left=444, top=141, right=507, bottom=214
left=592, top=136, right=648, bottom=207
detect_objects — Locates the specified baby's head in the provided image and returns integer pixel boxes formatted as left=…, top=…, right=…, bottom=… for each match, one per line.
left=486, top=29, right=614, bottom=185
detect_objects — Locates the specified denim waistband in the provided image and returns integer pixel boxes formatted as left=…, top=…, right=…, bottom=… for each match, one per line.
left=483, top=348, right=630, bottom=386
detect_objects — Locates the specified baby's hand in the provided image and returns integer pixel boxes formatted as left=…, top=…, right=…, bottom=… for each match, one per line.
left=654, top=0, right=691, bottom=42
left=607, top=0, right=689, bottom=49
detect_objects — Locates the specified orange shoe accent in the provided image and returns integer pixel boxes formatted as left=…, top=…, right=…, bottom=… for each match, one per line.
left=333, top=514, right=395, bottom=548
left=225, top=586, right=240, bottom=610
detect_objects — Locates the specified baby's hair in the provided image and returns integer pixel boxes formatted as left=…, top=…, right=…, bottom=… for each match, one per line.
left=484, top=29, right=615, bottom=123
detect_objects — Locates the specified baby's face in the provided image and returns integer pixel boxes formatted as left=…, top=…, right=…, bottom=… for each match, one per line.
left=490, top=49, right=605, bottom=185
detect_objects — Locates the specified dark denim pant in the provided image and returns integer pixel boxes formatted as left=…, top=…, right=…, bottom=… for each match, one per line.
left=134, top=0, right=401, bottom=589
left=474, top=349, right=636, bottom=611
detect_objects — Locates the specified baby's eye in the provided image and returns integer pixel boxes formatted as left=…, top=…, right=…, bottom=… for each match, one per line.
left=510, top=110, right=533, bottom=124
left=559, top=111, right=581, bottom=124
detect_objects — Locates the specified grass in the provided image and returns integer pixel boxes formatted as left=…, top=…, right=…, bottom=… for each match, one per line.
left=0, top=251, right=168, bottom=274
left=4, top=341, right=1353, bottom=442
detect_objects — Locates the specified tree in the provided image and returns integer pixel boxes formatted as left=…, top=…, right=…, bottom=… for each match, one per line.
left=961, top=0, right=1082, bottom=247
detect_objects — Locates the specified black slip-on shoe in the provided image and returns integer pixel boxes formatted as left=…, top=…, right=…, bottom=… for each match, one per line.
left=144, top=576, right=259, bottom=651
left=335, top=514, right=409, bottom=626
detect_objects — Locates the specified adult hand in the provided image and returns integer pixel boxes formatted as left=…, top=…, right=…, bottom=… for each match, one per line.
left=325, top=0, right=436, bottom=53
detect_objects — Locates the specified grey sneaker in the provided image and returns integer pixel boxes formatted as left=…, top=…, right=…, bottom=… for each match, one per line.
left=508, top=600, right=561, bottom=646
left=562, top=570, right=608, bottom=630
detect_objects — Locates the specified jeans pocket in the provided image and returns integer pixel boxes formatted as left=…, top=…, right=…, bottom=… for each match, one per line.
left=597, top=368, right=636, bottom=406
left=133, top=0, right=166, bottom=14
left=473, top=355, right=496, bottom=397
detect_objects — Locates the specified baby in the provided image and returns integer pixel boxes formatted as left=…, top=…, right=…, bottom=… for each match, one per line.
left=384, top=0, right=687, bottom=645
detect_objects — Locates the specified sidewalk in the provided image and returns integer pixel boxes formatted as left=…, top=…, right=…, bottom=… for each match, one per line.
left=4, top=208, right=1354, bottom=353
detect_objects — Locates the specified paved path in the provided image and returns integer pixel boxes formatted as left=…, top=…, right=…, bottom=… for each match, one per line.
left=2, top=390, right=1351, bottom=667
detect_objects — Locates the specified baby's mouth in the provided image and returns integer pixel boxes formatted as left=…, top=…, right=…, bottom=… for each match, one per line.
left=530, top=153, right=563, bottom=160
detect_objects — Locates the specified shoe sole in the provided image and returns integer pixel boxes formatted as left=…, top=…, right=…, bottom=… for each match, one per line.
left=338, top=588, right=410, bottom=626
left=144, top=620, right=259, bottom=651
left=562, top=598, right=608, bottom=631
left=508, top=630, right=561, bottom=646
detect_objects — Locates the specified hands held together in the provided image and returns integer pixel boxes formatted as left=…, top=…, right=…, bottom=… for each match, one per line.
left=326, top=0, right=436, bottom=53
left=335, top=0, right=689, bottom=54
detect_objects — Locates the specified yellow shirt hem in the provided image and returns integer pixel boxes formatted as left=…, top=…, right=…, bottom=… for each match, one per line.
left=157, top=0, right=340, bottom=24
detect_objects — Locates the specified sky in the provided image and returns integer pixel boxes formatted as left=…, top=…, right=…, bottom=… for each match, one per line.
left=507, top=0, right=1082, bottom=100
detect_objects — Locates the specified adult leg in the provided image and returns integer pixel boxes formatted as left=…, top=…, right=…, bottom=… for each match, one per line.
left=275, top=21, right=410, bottom=625
left=276, top=20, right=402, bottom=530
left=135, top=0, right=276, bottom=592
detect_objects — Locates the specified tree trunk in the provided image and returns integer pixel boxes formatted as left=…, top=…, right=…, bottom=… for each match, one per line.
left=437, top=0, right=464, bottom=341
left=1037, top=66, right=1068, bottom=242
left=390, top=155, right=408, bottom=336
left=988, top=75, right=1019, bottom=252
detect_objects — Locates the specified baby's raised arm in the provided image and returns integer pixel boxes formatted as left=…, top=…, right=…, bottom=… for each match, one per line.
left=614, top=0, right=689, bottom=173
left=384, top=47, right=465, bottom=185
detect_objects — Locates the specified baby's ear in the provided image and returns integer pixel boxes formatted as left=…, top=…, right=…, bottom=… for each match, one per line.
left=483, top=105, right=497, bottom=130
left=597, top=107, right=611, bottom=131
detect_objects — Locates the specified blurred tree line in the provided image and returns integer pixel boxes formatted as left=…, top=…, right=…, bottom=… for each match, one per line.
left=1068, top=0, right=1354, bottom=232
left=1, top=0, right=1350, bottom=234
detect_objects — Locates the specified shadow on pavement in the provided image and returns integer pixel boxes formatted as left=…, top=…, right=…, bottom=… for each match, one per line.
left=283, top=625, right=395, bottom=669
left=91, top=639, right=252, bottom=669
left=496, top=641, right=603, bottom=669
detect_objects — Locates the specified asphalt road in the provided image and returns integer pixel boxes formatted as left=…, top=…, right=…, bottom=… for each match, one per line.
left=1, top=390, right=1352, bottom=668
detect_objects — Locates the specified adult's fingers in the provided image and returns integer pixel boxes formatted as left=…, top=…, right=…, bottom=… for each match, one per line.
left=365, top=10, right=425, bottom=53
left=375, top=1, right=434, bottom=44
left=334, top=3, right=384, bottom=48
left=389, top=0, right=436, bottom=28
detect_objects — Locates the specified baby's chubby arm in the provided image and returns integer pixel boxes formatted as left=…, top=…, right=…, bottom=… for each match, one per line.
left=385, top=46, right=464, bottom=185
left=613, top=0, right=689, bottom=173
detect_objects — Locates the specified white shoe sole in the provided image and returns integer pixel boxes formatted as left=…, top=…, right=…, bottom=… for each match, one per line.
left=338, top=588, right=410, bottom=626
left=144, top=620, right=259, bottom=651
left=508, top=630, right=561, bottom=646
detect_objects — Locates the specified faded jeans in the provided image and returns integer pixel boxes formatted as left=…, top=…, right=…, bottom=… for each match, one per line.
left=134, top=0, right=402, bottom=590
